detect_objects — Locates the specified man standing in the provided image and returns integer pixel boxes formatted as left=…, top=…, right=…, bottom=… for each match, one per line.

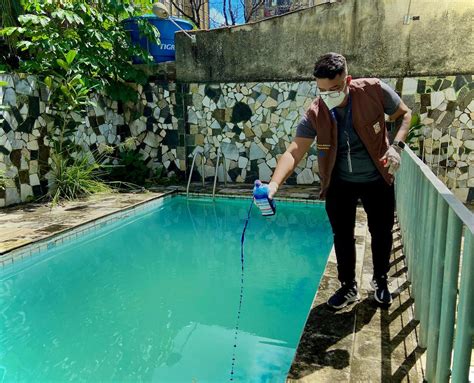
left=268, top=53, right=411, bottom=309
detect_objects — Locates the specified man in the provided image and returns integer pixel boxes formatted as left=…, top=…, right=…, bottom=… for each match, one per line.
left=268, top=53, right=411, bottom=309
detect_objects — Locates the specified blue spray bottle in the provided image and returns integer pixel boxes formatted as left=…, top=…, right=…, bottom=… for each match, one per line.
left=253, top=180, right=276, bottom=216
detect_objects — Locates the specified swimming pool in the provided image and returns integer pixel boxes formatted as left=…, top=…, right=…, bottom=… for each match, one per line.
left=0, top=195, right=333, bottom=382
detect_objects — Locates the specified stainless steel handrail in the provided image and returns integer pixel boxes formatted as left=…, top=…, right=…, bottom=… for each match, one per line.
left=212, top=147, right=227, bottom=200
left=186, top=150, right=204, bottom=197
left=187, top=146, right=227, bottom=199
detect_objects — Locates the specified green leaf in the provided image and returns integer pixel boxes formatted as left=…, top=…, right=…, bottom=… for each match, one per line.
left=4, top=0, right=152, bottom=123
left=17, top=40, right=33, bottom=50
left=44, top=76, right=53, bottom=88
left=105, top=82, right=139, bottom=103
left=60, top=85, right=71, bottom=97
left=56, top=59, right=69, bottom=71
left=70, top=73, right=83, bottom=83
left=72, top=13, right=84, bottom=25
left=410, top=114, right=421, bottom=128
left=65, top=50, right=78, bottom=65
left=51, top=10, right=65, bottom=20
left=0, top=81, right=8, bottom=87
left=18, top=14, right=51, bottom=27
left=65, top=13, right=75, bottom=25
left=98, top=41, right=113, bottom=50
left=0, top=27, right=18, bottom=36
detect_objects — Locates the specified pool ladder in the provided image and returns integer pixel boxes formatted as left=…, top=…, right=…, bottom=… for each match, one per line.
left=186, top=147, right=227, bottom=199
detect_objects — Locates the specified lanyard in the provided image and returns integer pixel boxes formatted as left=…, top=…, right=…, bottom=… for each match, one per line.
left=331, top=96, right=353, bottom=173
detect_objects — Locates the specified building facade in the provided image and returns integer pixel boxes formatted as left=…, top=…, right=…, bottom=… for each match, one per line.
left=159, top=0, right=210, bottom=29
left=247, top=0, right=335, bottom=22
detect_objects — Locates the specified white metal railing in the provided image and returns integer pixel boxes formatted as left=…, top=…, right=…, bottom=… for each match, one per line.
left=396, top=146, right=474, bottom=382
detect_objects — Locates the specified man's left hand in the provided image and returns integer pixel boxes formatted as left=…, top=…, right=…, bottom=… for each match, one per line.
left=380, top=146, right=401, bottom=175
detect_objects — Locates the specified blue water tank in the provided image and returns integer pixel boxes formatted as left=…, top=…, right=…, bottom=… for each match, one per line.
left=123, top=15, right=194, bottom=63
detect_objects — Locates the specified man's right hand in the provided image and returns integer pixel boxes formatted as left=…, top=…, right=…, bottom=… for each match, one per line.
left=380, top=145, right=401, bottom=175
left=268, top=181, right=279, bottom=199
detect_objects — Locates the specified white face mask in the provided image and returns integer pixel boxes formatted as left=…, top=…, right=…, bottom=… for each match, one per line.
left=319, top=82, right=348, bottom=110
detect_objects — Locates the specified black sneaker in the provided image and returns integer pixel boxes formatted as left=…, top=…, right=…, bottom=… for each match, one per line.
left=371, top=276, right=393, bottom=305
left=327, top=281, right=360, bottom=309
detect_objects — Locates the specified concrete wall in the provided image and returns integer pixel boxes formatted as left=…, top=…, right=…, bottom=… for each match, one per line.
left=175, top=0, right=474, bottom=83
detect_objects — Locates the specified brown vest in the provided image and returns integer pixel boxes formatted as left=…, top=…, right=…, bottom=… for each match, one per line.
left=305, top=78, right=393, bottom=198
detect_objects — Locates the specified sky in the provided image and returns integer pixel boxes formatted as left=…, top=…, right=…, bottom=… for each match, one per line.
left=208, top=0, right=246, bottom=28
left=209, top=7, right=226, bottom=27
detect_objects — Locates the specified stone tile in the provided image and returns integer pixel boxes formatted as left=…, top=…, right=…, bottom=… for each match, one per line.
left=350, top=357, right=382, bottom=383
left=301, top=300, right=357, bottom=339
left=288, top=364, right=350, bottom=383
left=353, top=326, right=413, bottom=363
left=354, top=299, right=382, bottom=332
left=0, top=192, right=166, bottom=255
left=297, top=168, right=315, bottom=184
left=402, top=78, right=418, bottom=95
left=291, top=332, right=354, bottom=372
left=289, top=197, right=424, bottom=382
left=382, top=296, right=417, bottom=335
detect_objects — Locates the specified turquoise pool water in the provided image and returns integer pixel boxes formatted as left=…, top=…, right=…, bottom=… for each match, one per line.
left=0, top=196, right=333, bottom=382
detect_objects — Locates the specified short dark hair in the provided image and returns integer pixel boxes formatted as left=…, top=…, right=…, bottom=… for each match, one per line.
left=313, top=52, right=347, bottom=79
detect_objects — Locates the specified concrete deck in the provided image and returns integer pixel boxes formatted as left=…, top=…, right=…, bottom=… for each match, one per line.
left=288, top=209, right=425, bottom=382
left=0, top=191, right=168, bottom=256
left=0, top=184, right=425, bottom=382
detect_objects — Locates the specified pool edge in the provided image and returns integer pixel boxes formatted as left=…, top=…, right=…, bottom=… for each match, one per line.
left=0, top=190, right=178, bottom=268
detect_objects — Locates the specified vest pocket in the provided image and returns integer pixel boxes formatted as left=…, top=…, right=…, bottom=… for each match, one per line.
left=357, top=116, right=388, bottom=159
left=359, top=115, right=385, bottom=141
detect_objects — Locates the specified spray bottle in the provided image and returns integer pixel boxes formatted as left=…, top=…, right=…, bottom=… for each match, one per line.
left=253, top=180, right=276, bottom=216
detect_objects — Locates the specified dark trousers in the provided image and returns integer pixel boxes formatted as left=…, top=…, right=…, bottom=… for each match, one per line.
left=325, top=178, right=395, bottom=284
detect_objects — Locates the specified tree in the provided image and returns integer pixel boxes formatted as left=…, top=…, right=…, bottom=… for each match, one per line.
left=0, top=0, right=23, bottom=68
left=164, top=0, right=207, bottom=29
left=0, top=0, right=22, bottom=30
left=0, top=0, right=163, bottom=198
left=243, top=0, right=266, bottom=23
left=166, top=0, right=265, bottom=29
left=219, top=0, right=266, bottom=26
left=1, top=0, right=160, bottom=100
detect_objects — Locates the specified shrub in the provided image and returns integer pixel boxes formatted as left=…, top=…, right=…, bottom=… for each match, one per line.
left=0, top=1, right=159, bottom=102
left=107, top=149, right=150, bottom=186
left=0, top=169, right=6, bottom=191
left=48, top=151, right=111, bottom=205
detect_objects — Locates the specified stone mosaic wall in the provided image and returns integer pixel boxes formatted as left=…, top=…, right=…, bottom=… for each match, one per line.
left=0, top=74, right=184, bottom=207
left=1, top=73, right=473, bottom=207
left=382, top=75, right=474, bottom=202
left=185, top=82, right=318, bottom=185
left=185, top=75, right=474, bottom=202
